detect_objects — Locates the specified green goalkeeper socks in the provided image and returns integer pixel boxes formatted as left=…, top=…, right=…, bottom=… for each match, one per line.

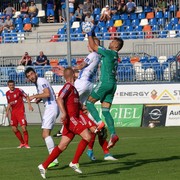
left=102, top=107, right=115, bottom=135
left=86, top=100, right=101, bottom=123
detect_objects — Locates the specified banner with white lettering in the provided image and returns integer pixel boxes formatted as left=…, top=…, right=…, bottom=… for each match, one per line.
left=165, top=105, right=180, bottom=126
left=95, top=104, right=143, bottom=127
left=142, top=105, right=167, bottom=127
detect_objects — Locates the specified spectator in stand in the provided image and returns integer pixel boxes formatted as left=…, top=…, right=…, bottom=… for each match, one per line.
left=115, top=0, right=127, bottom=15
left=28, top=1, right=38, bottom=18
left=3, top=15, right=14, bottom=31
left=19, top=52, right=32, bottom=66
left=78, top=0, right=84, bottom=13
left=57, top=0, right=62, bottom=23
left=69, top=0, right=75, bottom=17
left=45, top=0, right=56, bottom=23
left=85, top=12, right=94, bottom=24
left=82, top=0, right=93, bottom=20
left=126, top=0, right=136, bottom=14
left=154, top=0, right=167, bottom=13
left=100, top=5, right=112, bottom=22
left=94, top=0, right=101, bottom=8
left=0, top=16, right=5, bottom=34
left=34, top=51, right=49, bottom=66
left=19, top=0, right=30, bottom=4
left=74, top=6, right=83, bottom=22
left=20, top=2, right=29, bottom=18
left=3, top=2, right=16, bottom=18
left=61, top=0, right=66, bottom=22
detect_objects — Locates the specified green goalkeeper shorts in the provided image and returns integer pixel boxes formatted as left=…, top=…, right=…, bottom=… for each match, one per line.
left=90, top=81, right=117, bottom=104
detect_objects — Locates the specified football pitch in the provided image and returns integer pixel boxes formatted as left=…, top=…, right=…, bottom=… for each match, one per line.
left=0, top=125, right=180, bottom=180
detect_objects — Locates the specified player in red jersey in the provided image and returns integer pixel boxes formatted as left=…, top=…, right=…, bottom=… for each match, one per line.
left=5, top=80, right=34, bottom=148
left=38, top=67, right=98, bottom=179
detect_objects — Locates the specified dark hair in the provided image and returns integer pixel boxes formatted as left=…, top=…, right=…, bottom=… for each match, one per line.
left=24, top=67, right=35, bottom=77
left=114, top=37, right=124, bottom=51
left=7, top=80, right=15, bottom=84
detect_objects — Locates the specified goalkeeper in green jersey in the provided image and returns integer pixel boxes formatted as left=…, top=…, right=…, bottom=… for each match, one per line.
left=86, top=30, right=124, bottom=149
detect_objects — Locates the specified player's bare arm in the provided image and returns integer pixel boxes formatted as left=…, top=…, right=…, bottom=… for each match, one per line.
left=5, top=104, right=11, bottom=117
left=74, top=61, right=88, bottom=70
left=57, top=96, right=67, bottom=123
left=26, top=96, right=34, bottom=111
left=29, top=88, right=50, bottom=101
left=88, top=36, right=98, bottom=52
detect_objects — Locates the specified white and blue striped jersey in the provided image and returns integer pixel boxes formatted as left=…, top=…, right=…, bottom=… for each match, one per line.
left=36, top=77, right=57, bottom=106
left=77, top=52, right=100, bottom=82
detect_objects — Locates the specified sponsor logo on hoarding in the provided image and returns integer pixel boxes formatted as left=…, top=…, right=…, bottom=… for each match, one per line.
left=151, top=90, right=157, bottom=99
left=149, top=109, right=162, bottom=120
left=156, top=90, right=175, bottom=101
left=116, top=91, right=149, bottom=97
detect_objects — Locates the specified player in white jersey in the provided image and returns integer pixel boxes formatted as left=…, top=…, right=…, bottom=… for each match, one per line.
left=25, top=67, right=59, bottom=168
left=53, top=37, right=117, bottom=161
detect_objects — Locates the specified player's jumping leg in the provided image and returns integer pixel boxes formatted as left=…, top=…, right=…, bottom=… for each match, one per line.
left=101, top=107, right=119, bottom=149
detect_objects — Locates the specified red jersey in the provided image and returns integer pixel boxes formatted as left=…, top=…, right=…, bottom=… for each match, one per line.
left=6, top=88, right=27, bottom=112
left=58, top=82, right=80, bottom=118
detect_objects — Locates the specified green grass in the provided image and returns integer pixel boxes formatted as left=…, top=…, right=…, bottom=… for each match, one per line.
left=0, top=126, right=180, bottom=180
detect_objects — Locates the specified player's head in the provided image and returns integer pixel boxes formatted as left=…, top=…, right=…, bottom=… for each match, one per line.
left=7, top=80, right=15, bottom=91
left=109, top=37, right=124, bottom=52
left=63, top=67, right=75, bottom=82
left=88, top=37, right=100, bottom=52
left=24, top=67, right=37, bottom=83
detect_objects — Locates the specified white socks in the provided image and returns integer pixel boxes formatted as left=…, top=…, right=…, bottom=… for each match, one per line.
left=45, top=136, right=58, bottom=163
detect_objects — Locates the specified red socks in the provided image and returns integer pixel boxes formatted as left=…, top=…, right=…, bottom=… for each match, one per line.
left=23, top=131, right=29, bottom=145
left=98, top=134, right=109, bottom=155
left=15, top=130, right=25, bottom=144
left=43, top=146, right=62, bottom=169
left=88, top=133, right=96, bottom=150
left=72, top=139, right=89, bottom=164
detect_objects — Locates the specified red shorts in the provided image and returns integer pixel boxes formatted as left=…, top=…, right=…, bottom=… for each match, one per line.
left=62, top=116, right=88, bottom=140
left=79, top=110, right=97, bottom=129
left=11, top=111, right=27, bottom=127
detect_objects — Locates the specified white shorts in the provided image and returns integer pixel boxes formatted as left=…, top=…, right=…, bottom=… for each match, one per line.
left=41, top=104, right=60, bottom=129
left=75, top=79, right=93, bottom=104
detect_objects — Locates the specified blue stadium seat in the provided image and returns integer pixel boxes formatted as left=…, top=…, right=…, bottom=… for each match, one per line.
left=97, top=21, right=106, bottom=28
left=173, top=24, right=180, bottom=30
left=100, top=26, right=108, bottom=32
left=93, top=8, right=100, bottom=15
left=167, top=55, right=175, bottom=63
left=151, top=62, right=162, bottom=80
left=95, top=32, right=102, bottom=40
left=57, top=27, right=65, bottom=34
left=149, top=56, right=158, bottom=63
left=31, top=17, right=39, bottom=25
left=103, top=32, right=111, bottom=40
left=95, top=14, right=100, bottom=22
left=106, top=20, right=114, bottom=28
left=126, top=26, right=133, bottom=32
left=157, top=18, right=165, bottom=27
left=158, top=30, right=167, bottom=38
left=129, top=32, right=137, bottom=39
left=70, top=16, right=76, bottom=23
left=169, top=5, right=177, bottom=12
left=123, top=19, right=131, bottom=26
left=161, top=62, right=169, bottom=70
left=129, top=13, right=137, bottom=20
left=164, top=11, right=170, bottom=19
left=23, top=17, right=31, bottom=24
left=59, top=58, right=68, bottom=66
left=134, top=25, right=142, bottom=31
left=149, top=18, right=157, bottom=26
left=164, top=23, right=173, bottom=30
left=17, top=72, right=26, bottom=84
left=144, top=6, right=152, bottom=13
left=117, top=64, right=125, bottom=81
left=121, top=13, right=128, bottom=20
left=94, top=26, right=100, bottom=32
left=137, top=31, right=144, bottom=39
left=74, top=27, right=82, bottom=34
left=131, top=19, right=140, bottom=27
left=152, top=24, right=160, bottom=31
left=155, top=11, right=163, bottom=19
left=170, top=17, right=178, bottom=25
left=140, top=56, right=148, bottom=63
left=120, top=32, right=129, bottom=39
left=15, top=17, right=23, bottom=25
left=112, top=14, right=120, bottom=21
left=77, top=34, right=85, bottom=41
left=124, top=63, right=134, bottom=81
left=121, top=57, right=130, bottom=63
left=16, top=23, right=23, bottom=31
left=138, top=12, right=146, bottom=19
